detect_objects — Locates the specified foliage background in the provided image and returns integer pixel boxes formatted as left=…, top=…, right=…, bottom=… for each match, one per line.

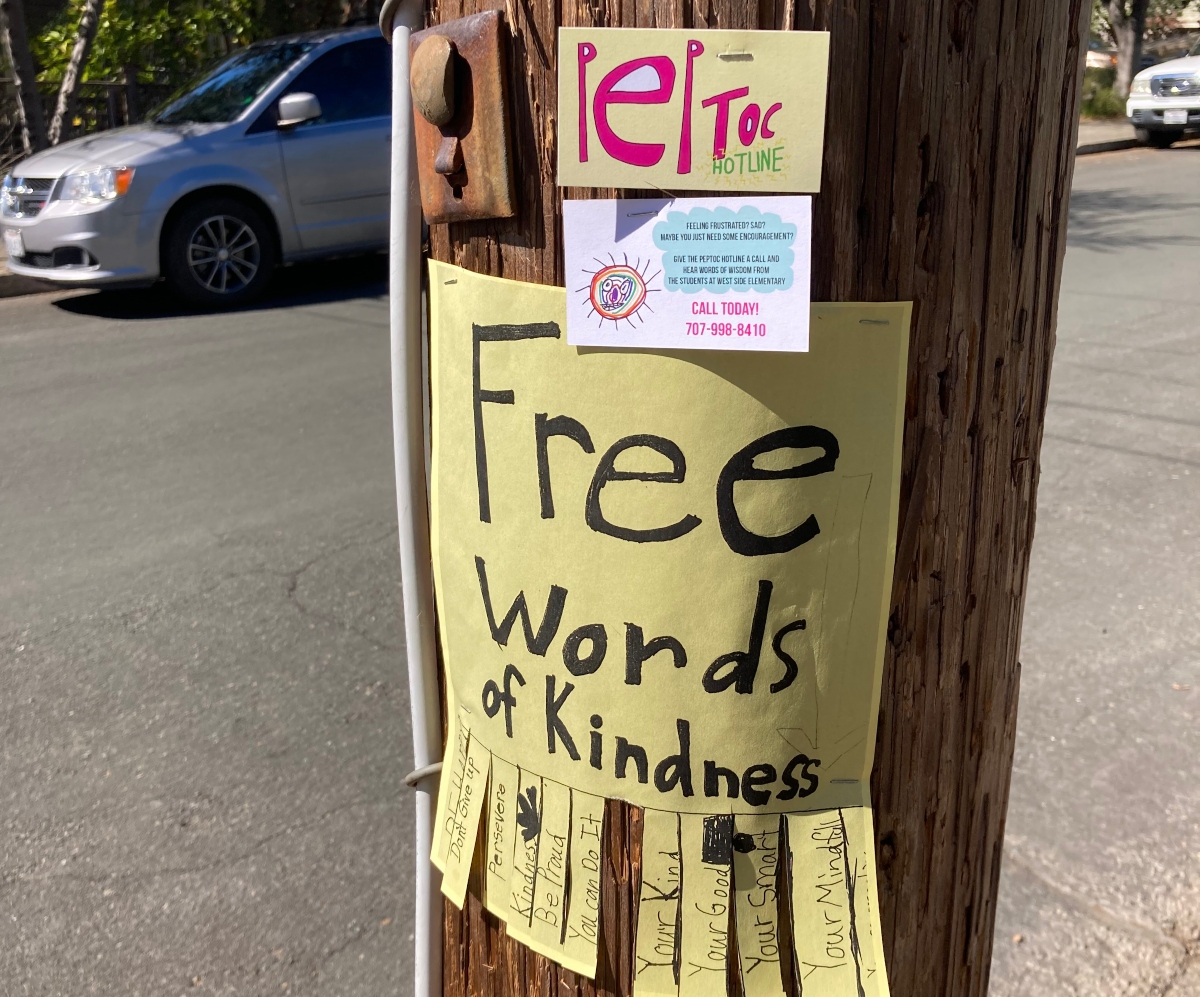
left=1081, top=66, right=1127, bottom=117
left=27, top=0, right=362, bottom=88
left=1084, top=0, right=1198, bottom=116
left=1091, top=0, right=1196, bottom=46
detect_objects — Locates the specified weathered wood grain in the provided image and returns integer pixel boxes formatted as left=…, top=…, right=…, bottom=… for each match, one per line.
left=424, top=0, right=1088, bottom=993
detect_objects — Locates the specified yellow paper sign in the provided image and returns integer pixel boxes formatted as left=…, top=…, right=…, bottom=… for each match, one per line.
left=427, top=262, right=902, bottom=994
left=557, top=28, right=829, bottom=192
left=429, top=261, right=907, bottom=815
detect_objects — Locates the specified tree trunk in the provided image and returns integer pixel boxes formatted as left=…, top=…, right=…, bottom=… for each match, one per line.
left=1109, top=0, right=1148, bottom=99
left=424, top=0, right=1089, bottom=994
left=0, top=0, right=47, bottom=154
left=46, top=0, right=103, bottom=146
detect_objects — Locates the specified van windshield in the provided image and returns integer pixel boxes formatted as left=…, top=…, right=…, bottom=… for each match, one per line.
left=154, top=41, right=315, bottom=125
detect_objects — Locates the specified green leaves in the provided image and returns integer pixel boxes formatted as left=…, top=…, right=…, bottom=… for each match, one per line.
left=31, top=0, right=263, bottom=86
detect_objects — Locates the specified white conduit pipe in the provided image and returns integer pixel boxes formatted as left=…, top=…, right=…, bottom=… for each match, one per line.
left=379, top=3, right=442, bottom=997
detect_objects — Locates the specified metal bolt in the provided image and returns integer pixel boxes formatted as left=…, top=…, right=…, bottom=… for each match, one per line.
left=410, top=34, right=456, bottom=127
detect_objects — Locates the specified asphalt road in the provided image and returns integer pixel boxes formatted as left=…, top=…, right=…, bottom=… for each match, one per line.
left=989, top=143, right=1200, bottom=994
left=0, top=257, right=413, bottom=996
left=1, top=142, right=1198, bottom=997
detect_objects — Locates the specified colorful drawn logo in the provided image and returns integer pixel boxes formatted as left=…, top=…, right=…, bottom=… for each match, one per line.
left=578, top=257, right=659, bottom=329
left=591, top=264, right=646, bottom=319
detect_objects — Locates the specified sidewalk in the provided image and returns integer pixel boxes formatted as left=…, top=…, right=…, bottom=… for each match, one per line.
left=0, top=243, right=53, bottom=299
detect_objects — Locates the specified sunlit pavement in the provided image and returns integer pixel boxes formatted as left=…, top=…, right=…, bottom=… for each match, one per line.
left=989, top=144, right=1200, bottom=994
left=0, top=256, right=413, bottom=996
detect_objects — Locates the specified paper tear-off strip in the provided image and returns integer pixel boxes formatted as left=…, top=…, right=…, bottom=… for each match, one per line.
left=430, top=703, right=470, bottom=874
left=435, top=763, right=890, bottom=997
left=679, top=813, right=733, bottom=997
left=562, top=790, right=605, bottom=977
left=840, top=806, right=889, bottom=995
left=505, top=768, right=543, bottom=948
left=483, top=754, right=520, bottom=917
left=733, top=814, right=786, bottom=997
left=787, top=809, right=889, bottom=997
left=440, top=729, right=491, bottom=909
left=634, top=808, right=681, bottom=995
left=530, top=779, right=572, bottom=954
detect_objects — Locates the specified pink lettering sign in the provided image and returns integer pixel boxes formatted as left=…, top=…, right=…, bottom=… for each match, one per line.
left=558, top=28, right=830, bottom=192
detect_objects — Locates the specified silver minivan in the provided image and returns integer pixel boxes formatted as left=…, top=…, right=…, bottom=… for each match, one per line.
left=1, top=26, right=391, bottom=306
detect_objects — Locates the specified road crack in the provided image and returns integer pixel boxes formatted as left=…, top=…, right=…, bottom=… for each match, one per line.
left=284, top=527, right=404, bottom=655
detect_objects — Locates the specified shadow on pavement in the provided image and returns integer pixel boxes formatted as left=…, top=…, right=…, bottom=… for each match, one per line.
left=1068, top=143, right=1200, bottom=254
left=52, top=252, right=389, bottom=320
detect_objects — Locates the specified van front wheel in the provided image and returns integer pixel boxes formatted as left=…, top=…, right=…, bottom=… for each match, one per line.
left=164, top=197, right=277, bottom=307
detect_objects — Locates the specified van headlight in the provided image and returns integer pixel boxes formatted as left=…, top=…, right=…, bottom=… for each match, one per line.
left=1129, top=78, right=1151, bottom=95
left=59, top=166, right=135, bottom=203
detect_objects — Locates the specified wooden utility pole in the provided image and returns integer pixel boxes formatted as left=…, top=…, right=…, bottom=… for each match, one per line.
left=424, top=0, right=1089, bottom=994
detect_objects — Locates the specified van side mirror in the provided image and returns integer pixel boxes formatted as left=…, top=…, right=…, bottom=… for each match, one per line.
left=277, top=92, right=322, bottom=128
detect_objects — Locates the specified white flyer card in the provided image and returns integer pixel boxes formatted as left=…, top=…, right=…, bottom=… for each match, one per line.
left=564, top=196, right=811, bottom=352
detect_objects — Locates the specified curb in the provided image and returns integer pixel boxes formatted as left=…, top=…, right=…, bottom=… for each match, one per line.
left=0, top=270, right=56, bottom=299
left=1077, top=138, right=1141, bottom=155
left=0, top=246, right=57, bottom=299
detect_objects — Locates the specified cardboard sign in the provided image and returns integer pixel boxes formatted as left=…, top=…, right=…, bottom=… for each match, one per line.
left=427, top=261, right=904, bottom=993
left=557, top=29, right=829, bottom=192
left=564, top=196, right=812, bottom=351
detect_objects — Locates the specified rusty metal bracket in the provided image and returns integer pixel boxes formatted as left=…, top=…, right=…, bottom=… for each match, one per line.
left=409, top=11, right=516, bottom=224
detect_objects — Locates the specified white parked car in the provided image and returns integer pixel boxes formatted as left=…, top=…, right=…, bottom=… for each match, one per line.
left=1126, top=41, right=1200, bottom=148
